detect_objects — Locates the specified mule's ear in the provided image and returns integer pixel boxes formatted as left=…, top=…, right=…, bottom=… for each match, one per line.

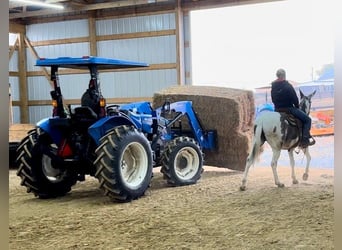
left=309, top=90, right=317, bottom=99
left=299, top=89, right=304, bottom=98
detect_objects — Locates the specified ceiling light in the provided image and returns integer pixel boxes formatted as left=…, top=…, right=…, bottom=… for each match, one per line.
left=10, top=0, right=64, bottom=10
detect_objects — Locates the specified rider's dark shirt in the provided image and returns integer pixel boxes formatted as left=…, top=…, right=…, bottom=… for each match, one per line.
left=271, top=80, right=299, bottom=110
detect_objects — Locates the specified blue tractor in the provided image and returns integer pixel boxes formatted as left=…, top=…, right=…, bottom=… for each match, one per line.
left=16, top=56, right=217, bottom=202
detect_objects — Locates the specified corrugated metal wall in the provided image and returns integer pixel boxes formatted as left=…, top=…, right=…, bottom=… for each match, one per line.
left=96, top=13, right=176, bottom=35
left=9, top=46, right=20, bottom=123
left=26, top=20, right=90, bottom=41
left=9, top=76, right=20, bottom=124
left=97, top=37, right=176, bottom=63
left=96, top=13, right=177, bottom=102
left=10, top=12, right=181, bottom=124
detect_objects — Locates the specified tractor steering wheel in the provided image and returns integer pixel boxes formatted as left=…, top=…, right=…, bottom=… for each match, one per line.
left=106, top=104, right=121, bottom=116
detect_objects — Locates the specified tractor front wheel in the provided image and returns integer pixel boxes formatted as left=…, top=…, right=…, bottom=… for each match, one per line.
left=161, top=137, right=203, bottom=186
left=94, top=125, right=153, bottom=202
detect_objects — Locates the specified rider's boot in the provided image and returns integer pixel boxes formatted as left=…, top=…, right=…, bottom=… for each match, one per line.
left=300, top=135, right=316, bottom=148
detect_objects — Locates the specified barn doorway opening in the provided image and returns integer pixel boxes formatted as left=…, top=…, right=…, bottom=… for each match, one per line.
left=189, top=0, right=334, bottom=90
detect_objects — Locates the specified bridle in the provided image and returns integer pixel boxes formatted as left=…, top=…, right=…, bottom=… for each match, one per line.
left=299, top=96, right=311, bottom=115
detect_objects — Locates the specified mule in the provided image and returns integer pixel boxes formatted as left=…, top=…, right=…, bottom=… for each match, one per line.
left=240, top=89, right=316, bottom=191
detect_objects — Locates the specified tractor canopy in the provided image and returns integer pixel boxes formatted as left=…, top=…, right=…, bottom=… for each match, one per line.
left=36, top=56, right=149, bottom=119
left=36, top=56, right=149, bottom=70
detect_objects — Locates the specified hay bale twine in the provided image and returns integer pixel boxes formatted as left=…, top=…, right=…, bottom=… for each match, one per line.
left=153, top=85, right=255, bottom=171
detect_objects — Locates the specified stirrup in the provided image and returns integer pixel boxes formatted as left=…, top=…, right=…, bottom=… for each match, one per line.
left=308, top=137, right=316, bottom=146
left=299, top=142, right=310, bottom=148
left=299, top=137, right=315, bottom=148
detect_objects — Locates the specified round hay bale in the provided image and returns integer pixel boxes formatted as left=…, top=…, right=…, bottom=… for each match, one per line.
left=153, top=85, right=255, bottom=171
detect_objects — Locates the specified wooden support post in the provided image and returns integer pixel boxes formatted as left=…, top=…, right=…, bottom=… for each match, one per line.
left=182, top=10, right=192, bottom=85
left=18, top=32, right=29, bottom=123
left=175, top=0, right=185, bottom=85
left=9, top=37, right=18, bottom=60
left=9, top=22, right=25, bottom=34
left=25, top=36, right=53, bottom=87
left=88, top=14, right=98, bottom=56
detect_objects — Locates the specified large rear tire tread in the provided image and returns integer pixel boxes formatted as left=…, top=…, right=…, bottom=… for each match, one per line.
left=94, top=125, right=153, bottom=202
left=16, top=128, right=78, bottom=199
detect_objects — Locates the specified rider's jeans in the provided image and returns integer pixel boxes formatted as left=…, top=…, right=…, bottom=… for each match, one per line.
left=288, top=107, right=312, bottom=139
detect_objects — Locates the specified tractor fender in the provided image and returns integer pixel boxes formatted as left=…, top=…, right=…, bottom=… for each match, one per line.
left=36, top=118, right=63, bottom=145
left=88, top=115, right=136, bottom=145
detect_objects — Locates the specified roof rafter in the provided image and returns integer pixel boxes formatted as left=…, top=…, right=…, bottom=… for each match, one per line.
left=10, top=0, right=174, bottom=20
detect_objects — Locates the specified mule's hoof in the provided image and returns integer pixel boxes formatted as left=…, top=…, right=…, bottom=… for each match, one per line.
left=303, top=173, right=309, bottom=181
left=277, top=183, right=285, bottom=188
left=240, top=186, right=246, bottom=191
left=293, top=180, right=299, bottom=184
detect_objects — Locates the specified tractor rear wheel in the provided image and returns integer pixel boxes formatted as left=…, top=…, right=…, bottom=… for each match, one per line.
left=16, top=128, right=78, bottom=198
left=94, top=125, right=153, bottom=202
left=161, top=136, right=203, bottom=186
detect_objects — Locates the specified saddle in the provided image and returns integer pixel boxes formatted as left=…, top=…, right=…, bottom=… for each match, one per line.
left=275, top=108, right=303, bottom=145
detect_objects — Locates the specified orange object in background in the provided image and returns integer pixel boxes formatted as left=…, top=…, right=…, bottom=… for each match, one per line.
left=325, top=117, right=331, bottom=125
left=316, top=112, right=331, bottom=124
left=310, top=109, right=334, bottom=136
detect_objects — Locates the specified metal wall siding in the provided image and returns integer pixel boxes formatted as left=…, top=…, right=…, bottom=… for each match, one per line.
left=183, top=14, right=191, bottom=42
left=100, top=72, right=127, bottom=98
left=99, top=69, right=176, bottom=99
left=184, top=47, right=192, bottom=84
left=26, top=50, right=38, bottom=72
left=9, top=77, right=20, bottom=101
left=27, top=76, right=52, bottom=100
left=97, top=36, right=176, bottom=64
left=27, top=74, right=90, bottom=100
left=26, top=68, right=176, bottom=102
left=9, top=33, right=18, bottom=46
left=9, top=51, right=18, bottom=71
left=29, top=106, right=52, bottom=123
left=96, top=13, right=175, bottom=35
left=26, top=43, right=90, bottom=71
left=12, top=12, right=179, bottom=124
left=26, top=20, right=89, bottom=41
left=12, top=107, right=21, bottom=124
left=59, top=74, right=90, bottom=99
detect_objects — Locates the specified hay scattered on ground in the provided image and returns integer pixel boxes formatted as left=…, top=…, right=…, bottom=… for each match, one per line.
left=9, top=166, right=334, bottom=250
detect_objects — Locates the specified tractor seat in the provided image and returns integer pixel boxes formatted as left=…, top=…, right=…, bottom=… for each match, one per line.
left=73, top=106, right=98, bottom=122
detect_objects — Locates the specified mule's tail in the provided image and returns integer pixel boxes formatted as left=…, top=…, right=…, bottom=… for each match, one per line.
left=240, top=120, right=265, bottom=191
left=247, top=121, right=265, bottom=166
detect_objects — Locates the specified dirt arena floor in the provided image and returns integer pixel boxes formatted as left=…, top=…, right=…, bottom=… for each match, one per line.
left=9, top=136, right=334, bottom=250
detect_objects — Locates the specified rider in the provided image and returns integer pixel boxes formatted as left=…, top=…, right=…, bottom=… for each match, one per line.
left=270, top=68, right=315, bottom=148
